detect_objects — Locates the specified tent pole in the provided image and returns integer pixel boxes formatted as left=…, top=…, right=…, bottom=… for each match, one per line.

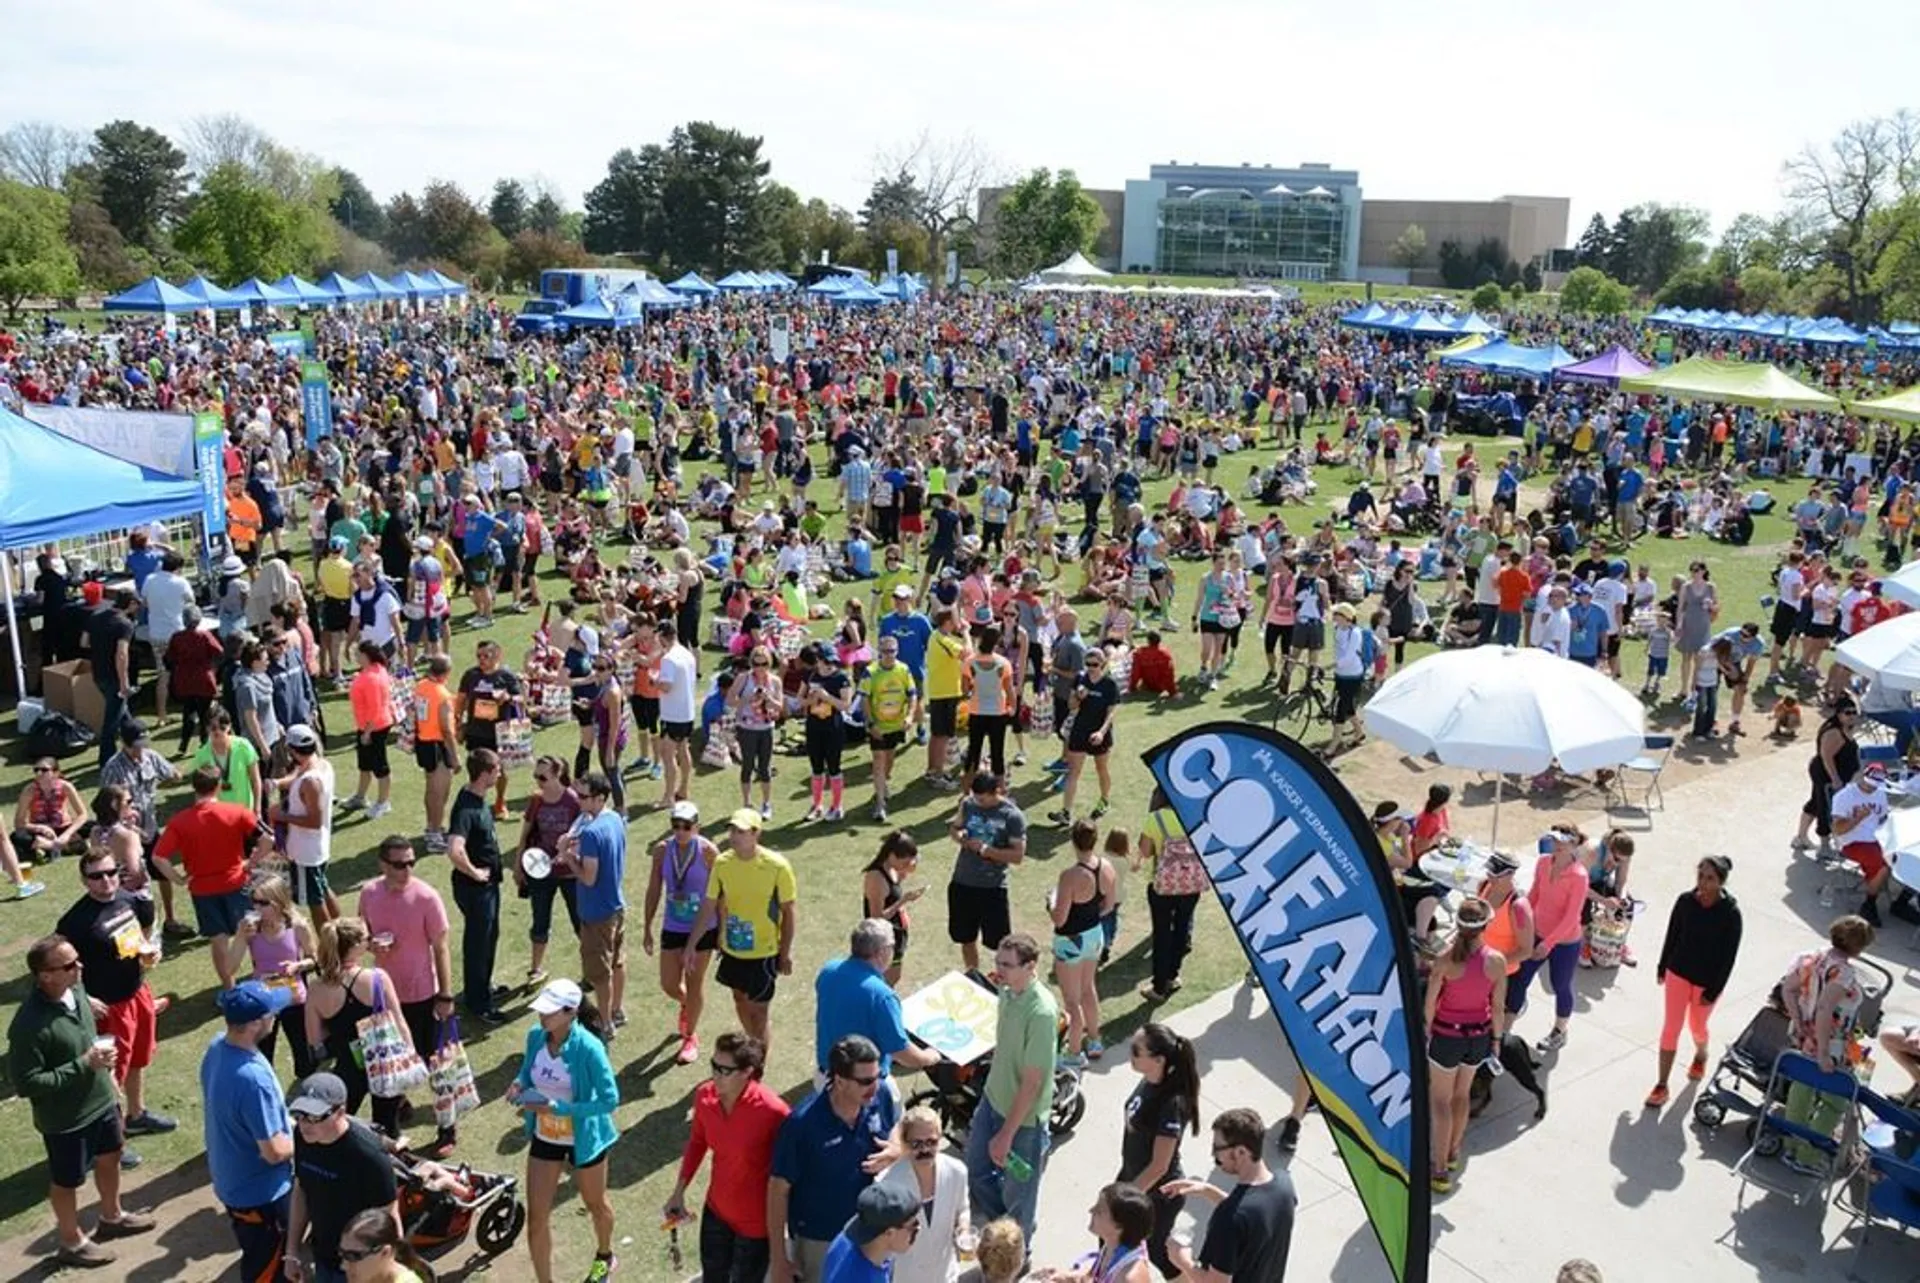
left=1489, top=773, right=1502, bottom=851
left=1, top=552, right=27, bottom=706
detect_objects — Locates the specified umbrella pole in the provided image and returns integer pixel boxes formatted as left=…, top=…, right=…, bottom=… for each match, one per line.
left=1489, top=773, right=1502, bottom=851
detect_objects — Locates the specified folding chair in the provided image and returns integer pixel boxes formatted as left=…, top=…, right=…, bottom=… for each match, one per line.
left=1732, top=1050, right=1860, bottom=1208
left=1608, top=734, right=1675, bottom=813
left=1833, top=1086, right=1920, bottom=1278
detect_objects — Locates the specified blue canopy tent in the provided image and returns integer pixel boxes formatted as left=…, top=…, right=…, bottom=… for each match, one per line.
left=1391, top=310, right=1459, bottom=338
left=352, top=272, right=406, bottom=301
left=176, top=276, right=246, bottom=310
left=668, top=272, right=718, bottom=296
left=762, top=270, right=796, bottom=289
left=807, top=276, right=851, bottom=296
left=616, top=280, right=687, bottom=310
left=1446, top=312, right=1501, bottom=335
left=833, top=279, right=888, bottom=306
left=103, top=277, right=202, bottom=313
left=273, top=275, right=337, bottom=306
left=317, top=272, right=373, bottom=304
left=386, top=270, right=444, bottom=299
left=421, top=269, right=467, bottom=297
left=226, top=277, right=299, bottom=307
left=714, top=270, right=762, bottom=291
left=1440, top=339, right=1578, bottom=379
left=554, top=298, right=643, bottom=329
left=0, top=405, right=208, bottom=695
left=1340, top=302, right=1389, bottom=327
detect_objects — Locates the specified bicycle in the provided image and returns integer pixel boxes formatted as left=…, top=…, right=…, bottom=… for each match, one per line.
left=1271, top=665, right=1336, bottom=741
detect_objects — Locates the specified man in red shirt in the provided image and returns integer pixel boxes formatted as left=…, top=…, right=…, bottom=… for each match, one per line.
left=664, top=1031, right=790, bottom=1281
left=152, top=766, right=264, bottom=991
left=1495, top=551, right=1533, bottom=647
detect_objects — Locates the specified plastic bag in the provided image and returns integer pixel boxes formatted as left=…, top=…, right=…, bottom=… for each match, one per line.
left=429, top=1021, right=483, bottom=1128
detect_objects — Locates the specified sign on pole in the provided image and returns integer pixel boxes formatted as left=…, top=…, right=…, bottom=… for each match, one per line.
left=768, top=315, right=791, bottom=364
left=300, top=361, right=332, bottom=448
left=194, top=412, right=228, bottom=556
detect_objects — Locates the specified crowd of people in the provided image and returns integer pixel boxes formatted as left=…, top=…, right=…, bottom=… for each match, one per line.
left=7, top=281, right=1920, bottom=1282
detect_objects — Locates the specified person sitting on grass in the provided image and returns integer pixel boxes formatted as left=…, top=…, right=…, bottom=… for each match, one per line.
left=1127, top=631, right=1177, bottom=698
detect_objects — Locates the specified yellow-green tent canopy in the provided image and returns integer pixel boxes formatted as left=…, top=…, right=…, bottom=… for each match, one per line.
left=1620, top=356, right=1840, bottom=411
left=1850, top=385, right=1920, bottom=423
left=1431, top=333, right=1490, bottom=359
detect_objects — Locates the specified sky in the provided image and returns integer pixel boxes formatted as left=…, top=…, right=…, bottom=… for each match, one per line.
left=5, top=0, right=1919, bottom=244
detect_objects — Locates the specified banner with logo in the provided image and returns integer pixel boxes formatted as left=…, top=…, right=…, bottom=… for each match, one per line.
left=300, top=360, right=332, bottom=448
left=946, top=249, right=960, bottom=287
left=768, top=314, right=791, bottom=364
left=886, top=247, right=899, bottom=279
left=194, top=412, right=228, bottom=542
left=269, top=330, right=307, bottom=357
left=1143, top=723, right=1429, bottom=1283
left=1654, top=333, right=1674, bottom=365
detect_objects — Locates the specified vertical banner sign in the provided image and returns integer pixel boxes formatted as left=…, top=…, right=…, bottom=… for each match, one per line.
left=886, top=247, right=899, bottom=279
left=946, top=249, right=960, bottom=287
left=1654, top=333, right=1674, bottom=366
left=299, top=318, right=317, bottom=355
left=768, top=315, right=791, bottom=364
left=1143, top=723, right=1429, bottom=1283
left=300, top=360, right=333, bottom=448
left=194, top=411, right=228, bottom=546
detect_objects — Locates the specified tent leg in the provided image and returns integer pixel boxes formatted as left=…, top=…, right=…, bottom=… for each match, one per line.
left=1489, top=773, right=1503, bottom=851
left=0, top=553, right=27, bottom=706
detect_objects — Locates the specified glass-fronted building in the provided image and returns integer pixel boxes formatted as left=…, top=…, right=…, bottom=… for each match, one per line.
left=1120, top=162, right=1362, bottom=281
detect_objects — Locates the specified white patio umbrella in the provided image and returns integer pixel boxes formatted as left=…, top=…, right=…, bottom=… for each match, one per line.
left=1362, top=646, right=1647, bottom=846
left=1836, top=611, right=1920, bottom=691
left=1882, top=560, right=1920, bottom=610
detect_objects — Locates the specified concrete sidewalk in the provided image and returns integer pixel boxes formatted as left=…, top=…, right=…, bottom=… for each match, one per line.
left=1030, top=745, right=1920, bottom=1282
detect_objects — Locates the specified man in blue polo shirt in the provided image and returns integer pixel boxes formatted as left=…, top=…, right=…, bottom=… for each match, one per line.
left=1567, top=462, right=1599, bottom=531
left=201, top=980, right=295, bottom=1283
left=814, top=920, right=940, bottom=1084
left=1565, top=582, right=1611, bottom=667
left=878, top=589, right=933, bottom=685
left=768, top=1035, right=900, bottom=1283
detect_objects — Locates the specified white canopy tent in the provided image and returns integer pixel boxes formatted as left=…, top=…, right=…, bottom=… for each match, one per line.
left=1037, top=251, right=1112, bottom=282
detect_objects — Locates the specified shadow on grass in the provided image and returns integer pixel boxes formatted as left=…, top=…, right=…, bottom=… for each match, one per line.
left=0, top=1150, right=221, bottom=1280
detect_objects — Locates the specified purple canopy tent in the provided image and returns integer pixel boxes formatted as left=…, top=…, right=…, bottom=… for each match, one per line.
left=1553, top=345, right=1653, bottom=386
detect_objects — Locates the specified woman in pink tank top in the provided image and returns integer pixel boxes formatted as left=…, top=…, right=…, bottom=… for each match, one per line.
left=1424, top=896, right=1509, bottom=1193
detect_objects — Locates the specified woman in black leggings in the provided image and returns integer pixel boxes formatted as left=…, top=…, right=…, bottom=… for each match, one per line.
left=801, top=645, right=852, bottom=822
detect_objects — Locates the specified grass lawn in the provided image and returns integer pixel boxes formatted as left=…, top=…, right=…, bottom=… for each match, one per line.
left=0, top=415, right=1798, bottom=1277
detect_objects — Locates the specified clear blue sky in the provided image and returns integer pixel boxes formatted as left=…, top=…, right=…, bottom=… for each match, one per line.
left=8, top=0, right=1916, bottom=241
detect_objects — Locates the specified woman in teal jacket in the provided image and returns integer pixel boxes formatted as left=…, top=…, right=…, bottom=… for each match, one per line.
left=509, top=978, right=620, bottom=1283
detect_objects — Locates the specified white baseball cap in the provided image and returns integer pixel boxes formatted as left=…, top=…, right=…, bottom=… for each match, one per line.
left=530, top=979, right=584, bottom=1015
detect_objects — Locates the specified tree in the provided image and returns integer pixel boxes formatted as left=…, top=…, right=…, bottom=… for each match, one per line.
left=382, top=192, right=427, bottom=261
left=747, top=181, right=808, bottom=270
left=489, top=179, right=528, bottom=239
left=1436, top=239, right=1470, bottom=289
left=181, top=113, right=268, bottom=177
left=1653, top=263, right=1732, bottom=311
left=503, top=229, right=590, bottom=289
left=1785, top=111, right=1920, bottom=319
left=1715, top=212, right=1774, bottom=276
left=91, top=120, right=189, bottom=248
left=66, top=198, right=137, bottom=291
left=1604, top=208, right=1638, bottom=282
left=581, top=124, right=770, bottom=272
left=1573, top=212, right=1612, bottom=268
left=860, top=169, right=925, bottom=230
left=416, top=181, right=491, bottom=267
left=875, top=132, right=996, bottom=292
left=0, top=180, right=81, bottom=319
left=527, top=189, right=565, bottom=236
left=1614, top=203, right=1709, bottom=294
left=0, top=121, right=88, bottom=190
left=801, top=198, right=863, bottom=265
left=174, top=162, right=334, bottom=282
left=1522, top=260, right=1542, bottom=293
left=581, top=146, right=665, bottom=257
left=329, top=167, right=385, bottom=242
left=1866, top=194, right=1920, bottom=324
left=1388, top=224, right=1427, bottom=270
left=1558, top=265, right=1632, bottom=316
left=1469, top=281, right=1505, bottom=312
left=1737, top=264, right=1791, bottom=313
left=989, top=168, right=1104, bottom=277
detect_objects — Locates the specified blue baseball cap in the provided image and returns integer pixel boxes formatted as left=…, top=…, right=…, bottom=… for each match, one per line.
left=218, top=979, right=294, bottom=1025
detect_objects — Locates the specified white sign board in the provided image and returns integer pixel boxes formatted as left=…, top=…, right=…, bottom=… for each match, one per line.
left=768, top=315, right=790, bottom=364
left=900, top=969, right=1000, bottom=1065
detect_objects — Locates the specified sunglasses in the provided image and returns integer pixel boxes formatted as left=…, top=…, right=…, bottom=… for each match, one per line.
left=32, top=766, right=52, bottom=775
left=672, top=820, right=695, bottom=831
left=907, top=1136, right=941, bottom=1151
left=710, top=1061, right=745, bottom=1076
left=383, top=858, right=417, bottom=870
left=42, top=959, right=81, bottom=973
left=84, top=869, right=120, bottom=882
left=533, top=774, right=552, bottom=785
left=293, top=1109, right=337, bottom=1124
left=844, top=1072, right=882, bottom=1088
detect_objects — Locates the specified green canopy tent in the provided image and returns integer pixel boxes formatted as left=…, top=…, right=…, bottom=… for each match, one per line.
left=1619, top=357, right=1839, bottom=411
left=1850, top=385, right=1920, bottom=423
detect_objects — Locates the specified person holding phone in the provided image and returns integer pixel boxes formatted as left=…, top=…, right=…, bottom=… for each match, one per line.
left=510, top=979, right=621, bottom=1283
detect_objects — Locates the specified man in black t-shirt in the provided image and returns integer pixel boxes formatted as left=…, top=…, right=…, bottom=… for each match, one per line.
left=454, top=641, right=523, bottom=816
left=89, top=589, right=139, bottom=767
left=1166, top=1107, right=1297, bottom=1282
left=284, top=1072, right=398, bottom=1283
left=446, top=748, right=507, bottom=1025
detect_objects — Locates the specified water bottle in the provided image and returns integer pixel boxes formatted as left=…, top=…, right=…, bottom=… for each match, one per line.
left=1004, top=1150, right=1034, bottom=1183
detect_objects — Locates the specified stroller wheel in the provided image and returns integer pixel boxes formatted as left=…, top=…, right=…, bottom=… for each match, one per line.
left=475, top=1196, right=526, bottom=1255
left=1746, top=1118, right=1784, bottom=1158
left=1691, top=1097, right=1725, bottom=1129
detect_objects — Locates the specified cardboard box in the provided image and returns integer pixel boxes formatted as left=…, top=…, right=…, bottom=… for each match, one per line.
left=40, top=660, right=84, bottom=718
left=70, top=676, right=106, bottom=733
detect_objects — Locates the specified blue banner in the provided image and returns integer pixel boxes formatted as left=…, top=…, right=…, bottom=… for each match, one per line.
left=194, top=412, right=227, bottom=542
left=1143, top=723, right=1429, bottom=1283
left=268, top=330, right=307, bottom=357
left=300, top=360, right=332, bottom=448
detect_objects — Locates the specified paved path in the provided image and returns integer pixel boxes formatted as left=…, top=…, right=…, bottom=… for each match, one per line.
left=1033, top=745, right=1920, bottom=1282
left=5, top=742, right=1917, bottom=1281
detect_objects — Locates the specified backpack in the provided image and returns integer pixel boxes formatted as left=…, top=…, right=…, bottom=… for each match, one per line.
left=26, top=711, right=95, bottom=759
left=1359, top=628, right=1380, bottom=671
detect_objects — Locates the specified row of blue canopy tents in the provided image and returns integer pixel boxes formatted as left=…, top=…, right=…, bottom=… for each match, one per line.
left=552, top=278, right=694, bottom=328
left=1438, top=338, right=1579, bottom=379
left=1645, top=306, right=1920, bottom=350
left=1339, top=303, right=1502, bottom=337
left=104, top=270, right=468, bottom=312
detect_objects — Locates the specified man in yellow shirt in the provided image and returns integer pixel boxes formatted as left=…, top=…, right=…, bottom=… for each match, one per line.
left=315, top=538, right=355, bottom=683
left=862, top=638, right=920, bottom=822
left=686, top=809, right=796, bottom=1056
left=923, top=607, right=968, bottom=791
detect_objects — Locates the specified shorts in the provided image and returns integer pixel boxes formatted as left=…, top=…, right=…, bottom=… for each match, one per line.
left=579, top=911, right=626, bottom=1005
left=465, top=562, right=493, bottom=588
left=100, top=988, right=157, bottom=1083
left=528, top=1136, right=608, bottom=1169
left=45, top=1108, right=124, bottom=1189
left=572, top=690, right=598, bottom=727
left=1804, top=620, right=1837, bottom=641
left=499, top=546, right=523, bottom=579
left=193, top=888, right=254, bottom=938
left=405, top=616, right=446, bottom=646
left=291, top=862, right=332, bottom=909
left=633, top=697, right=661, bottom=734
left=929, top=697, right=960, bottom=738
left=1770, top=601, right=1800, bottom=646
left=1052, top=923, right=1104, bottom=963
left=1844, top=841, right=1889, bottom=882
left=1291, top=620, right=1325, bottom=652
left=946, top=882, right=1011, bottom=948
left=661, top=926, right=719, bottom=953
left=1647, top=654, right=1669, bottom=678
left=356, top=727, right=392, bottom=777
left=899, top=514, right=925, bottom=536
left=415, top=740, right=456, bottom=773
left=868, top=729, right=906, bottom=753
left=1605, top=634, right=1622, bottom=659
left=1428, top=1025, right=1493, bottom=1070
left=1067, top=726, right=1111, bottom=756
left=661, top=719, right=694, bottom=742
left=1199, top=620, right=1227, bottom=636
left=320, top=598, right=352, bottom=632
left=716, top=953, right=779, bottom=1004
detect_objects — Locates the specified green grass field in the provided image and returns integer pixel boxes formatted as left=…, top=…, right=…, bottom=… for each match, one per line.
left=0, top=419, right=1795, bottom=1277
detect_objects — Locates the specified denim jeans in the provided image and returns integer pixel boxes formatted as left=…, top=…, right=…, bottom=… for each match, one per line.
left=97, top=677, right=129, bottom=769
left=1495, top=611, right=1522, bottom=647
left=1692, top=683, right=1718, bottom=738
left=451, top=877, right=501, bottom=1015
left=527, top=875, right=580, bottom=945
left=964, top=1096, right=1049, bottom=1244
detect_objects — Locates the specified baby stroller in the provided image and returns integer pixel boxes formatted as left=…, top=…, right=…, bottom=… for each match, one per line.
left=1692, top=955, right=1893, bottom=1147
left=393, top=1153, right=526, bottom=1280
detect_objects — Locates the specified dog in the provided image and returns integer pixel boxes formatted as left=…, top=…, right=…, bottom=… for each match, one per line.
left=1468, top=1032, right=1548, bottom=1120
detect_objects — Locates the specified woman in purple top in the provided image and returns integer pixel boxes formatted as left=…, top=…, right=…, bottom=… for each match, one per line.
left=516, top=755, right=584, bottom=987
left=642, top=802, right=721, bottom=1066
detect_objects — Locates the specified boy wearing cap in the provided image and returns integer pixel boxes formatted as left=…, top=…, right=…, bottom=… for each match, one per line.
left=687, top=809, right=796, bottom=1054
left=283, top=1072, right=398, bottom=1283
left=201, top=981, right=296, bottom=1283
left=1832, top=766, right=1903, bottom=927
left=820, top=1182, right=920, bottom=1283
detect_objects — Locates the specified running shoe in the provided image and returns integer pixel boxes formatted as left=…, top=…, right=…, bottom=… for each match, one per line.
left=1644, top=1085, right=1671, bottom=1109
left=1686, top=1053, right=1708, bottom=1081
left=583, top=1253, right=618, bottom=1282
left=675, top=1035, right=700, bottom=1066
left=15, top=880, right=45, bottom=900
left=1536, top=1028, right=1567, bottom=1053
